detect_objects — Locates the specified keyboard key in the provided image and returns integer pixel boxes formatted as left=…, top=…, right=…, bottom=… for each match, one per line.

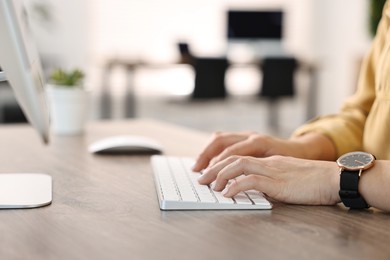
left=245, top=190, right=270, bottom=205
left=193, top=185, right=217, bottom=203
left=233, top=192, right=253, bottom=205
left=167, top=157, right=198, bottom=202
left=213, top=191, right=235, bottom=204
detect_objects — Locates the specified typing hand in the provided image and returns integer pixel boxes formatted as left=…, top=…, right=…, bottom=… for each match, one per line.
left=192, top=131, right=299, bottom=172
left=198, top=155, right=341, bottom=206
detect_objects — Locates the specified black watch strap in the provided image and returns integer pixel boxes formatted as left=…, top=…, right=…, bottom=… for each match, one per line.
left=339, top=170, right=369, bottom=209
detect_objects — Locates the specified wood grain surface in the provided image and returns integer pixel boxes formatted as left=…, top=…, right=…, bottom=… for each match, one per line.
left=0, top=119, right=389, bottom=260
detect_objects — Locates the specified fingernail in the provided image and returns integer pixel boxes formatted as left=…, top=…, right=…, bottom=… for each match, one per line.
left=221, top=186, right=229, bottom=196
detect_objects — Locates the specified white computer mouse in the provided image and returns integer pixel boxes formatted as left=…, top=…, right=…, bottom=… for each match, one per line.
left=88, top=135, right=163, bottom=154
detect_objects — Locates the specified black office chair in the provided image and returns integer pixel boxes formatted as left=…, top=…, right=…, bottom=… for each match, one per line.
left=192, top=57, right=229, bottom=99
left=177, top=42, right=194, bottom=65
left=259, top=57, right=298, bottom=131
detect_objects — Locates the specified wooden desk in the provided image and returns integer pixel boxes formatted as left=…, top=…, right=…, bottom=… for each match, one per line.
left=0, top=119, right=389, bottom=260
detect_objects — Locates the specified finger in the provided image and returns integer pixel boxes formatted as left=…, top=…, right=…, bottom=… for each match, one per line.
left=192, top=133, right=251, bottom=171
left=192, top=134, right=231, bottom=172
left=208, top=137, right=261, bottom=167
left=197, top=156, right=239, bottom=185
left=192, top=154, right=213, bottom=173
left=213, top=156, right=273, bottom=191
left=222, top=175, right=273, bottom=198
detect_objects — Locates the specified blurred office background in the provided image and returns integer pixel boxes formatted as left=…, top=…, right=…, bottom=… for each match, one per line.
left=4, top=0, right=374, bottom=137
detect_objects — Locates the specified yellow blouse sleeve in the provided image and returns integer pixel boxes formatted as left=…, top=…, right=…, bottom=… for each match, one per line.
left=292, top=1, right=389, bottom=156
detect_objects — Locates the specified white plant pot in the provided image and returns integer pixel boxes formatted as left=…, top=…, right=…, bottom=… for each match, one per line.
left=46, top=85, right=90, bottom=135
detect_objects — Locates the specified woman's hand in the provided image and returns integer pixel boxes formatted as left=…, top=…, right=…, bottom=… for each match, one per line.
left=192, top=132, right=296, bottom=172
left=198, top=155, right=341, bottom=205
left=192, top=132, right=337, bottom=172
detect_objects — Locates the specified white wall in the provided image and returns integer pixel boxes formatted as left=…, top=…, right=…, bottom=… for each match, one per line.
left=88, top=0, right=313, bottom=61
left=306, top=0, right=371, bottom=114
left=27, top=0, right=89, bottom=72
left=29, top=0, right=371, bottom=116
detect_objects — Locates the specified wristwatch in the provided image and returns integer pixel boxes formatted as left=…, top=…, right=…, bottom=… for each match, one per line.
left=337, top=151, right=375, bottom=209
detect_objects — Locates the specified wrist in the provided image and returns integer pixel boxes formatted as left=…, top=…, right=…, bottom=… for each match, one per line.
left=290, top=132, right=337, bottom=160
left=322, top=162, right=342, bottom=205
left=312, top=161, right=341, bottom=205
left=337, top=151, right=375, bottom=209
left=331, top=164, right=342, bottom=204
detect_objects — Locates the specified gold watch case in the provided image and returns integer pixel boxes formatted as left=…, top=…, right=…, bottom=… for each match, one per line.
left=337, top=151, right=375, bottom=171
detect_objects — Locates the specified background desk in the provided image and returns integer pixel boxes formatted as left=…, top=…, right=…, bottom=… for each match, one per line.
left=0, top=119, right=389, bottom=260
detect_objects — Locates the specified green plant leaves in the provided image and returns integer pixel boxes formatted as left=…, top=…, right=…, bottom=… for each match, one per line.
left=49, top=68, right=84, bottom=87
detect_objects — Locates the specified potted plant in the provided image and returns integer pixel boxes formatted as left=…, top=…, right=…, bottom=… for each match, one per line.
left=46, top=68, right=90, bottom=135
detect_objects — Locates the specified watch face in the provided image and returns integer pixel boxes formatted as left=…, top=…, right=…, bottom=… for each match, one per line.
left=337, top=151, right=375, bottom=170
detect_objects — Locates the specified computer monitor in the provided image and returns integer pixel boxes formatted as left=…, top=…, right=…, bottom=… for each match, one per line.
left=0, top=0, right=50, bottom=144
left=226, top=10, right=285, bottom=59
left=227, top=10, right=283, bottom=40
left=0, top=0, right=52, bottom=209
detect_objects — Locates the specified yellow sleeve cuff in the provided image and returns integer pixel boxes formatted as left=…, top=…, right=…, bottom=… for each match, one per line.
left=292, top=115, right=363, bottom=157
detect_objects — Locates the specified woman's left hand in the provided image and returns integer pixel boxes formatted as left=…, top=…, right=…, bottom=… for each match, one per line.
left=198, top=155, right=341, bottom=205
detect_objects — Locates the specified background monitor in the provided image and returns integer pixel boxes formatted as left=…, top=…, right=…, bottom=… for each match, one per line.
left=0, top=0, right=50, bottom=144
left=227, top=10, right=284, bottom=40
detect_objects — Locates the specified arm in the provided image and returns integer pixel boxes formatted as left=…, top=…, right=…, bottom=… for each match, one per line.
left=292, top=1, right=389, bottom=157
left=359, top=160, right=390, bottom=212
left=198, top=155, right=390, bottom=212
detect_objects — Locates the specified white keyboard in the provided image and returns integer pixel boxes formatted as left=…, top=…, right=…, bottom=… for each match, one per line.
left=151, top=155, right=272, bottom=210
